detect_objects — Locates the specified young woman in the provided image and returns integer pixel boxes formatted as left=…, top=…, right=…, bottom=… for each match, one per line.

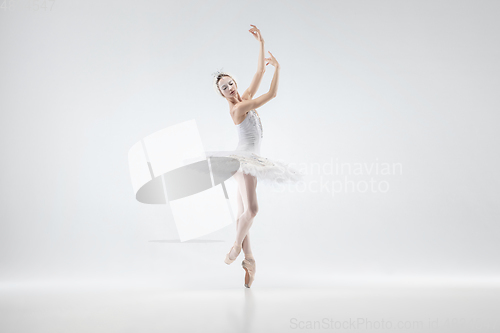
left=211, top=25, right=303, bottom=288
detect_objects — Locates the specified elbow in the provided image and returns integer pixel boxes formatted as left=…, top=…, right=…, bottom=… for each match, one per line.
left=272, top=92, right=277, bottom=98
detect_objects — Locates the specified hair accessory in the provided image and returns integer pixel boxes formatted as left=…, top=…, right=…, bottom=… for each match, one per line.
left=211, top=67, right=226, bottom=79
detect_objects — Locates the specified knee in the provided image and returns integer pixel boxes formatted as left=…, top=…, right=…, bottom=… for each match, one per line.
left=247, top=204, right=259, bottom=218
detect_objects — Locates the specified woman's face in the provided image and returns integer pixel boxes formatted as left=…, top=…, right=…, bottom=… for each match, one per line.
left=218, top=76, right=237, bottom=99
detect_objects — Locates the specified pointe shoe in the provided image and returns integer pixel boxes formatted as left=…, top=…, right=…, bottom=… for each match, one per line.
left=224, top=241, right=242, bottom=265
left=242, top=256, right=256, bottom=288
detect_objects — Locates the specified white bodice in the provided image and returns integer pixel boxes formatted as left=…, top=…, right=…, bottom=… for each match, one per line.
left=235, top=110, right=263, bottom=155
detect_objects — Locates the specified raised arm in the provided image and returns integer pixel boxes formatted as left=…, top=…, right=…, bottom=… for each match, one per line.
left=241, top=25, right=266, bottom=101
left=233, top=52, right=280, bottom=118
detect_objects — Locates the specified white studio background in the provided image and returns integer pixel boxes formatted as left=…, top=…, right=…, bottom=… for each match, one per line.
left=0, top=0, right=499, bottom=289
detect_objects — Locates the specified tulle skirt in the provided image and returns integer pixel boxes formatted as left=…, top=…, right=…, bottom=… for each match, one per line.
left=185, top=149, right=305, bottom=186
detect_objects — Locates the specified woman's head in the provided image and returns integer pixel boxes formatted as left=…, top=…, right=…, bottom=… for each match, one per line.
left=212, top=69, right=239, bottom=99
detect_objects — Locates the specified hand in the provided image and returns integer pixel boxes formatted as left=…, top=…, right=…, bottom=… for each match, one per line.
left=249, top=24, right=264, bottom=43
left=265, top=51, right=279, bottom=68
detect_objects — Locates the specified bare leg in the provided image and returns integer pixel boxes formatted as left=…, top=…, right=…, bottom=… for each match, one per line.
left=229, top=170, right=258, bottom=260
left=236, top=186, right=252, bottom=256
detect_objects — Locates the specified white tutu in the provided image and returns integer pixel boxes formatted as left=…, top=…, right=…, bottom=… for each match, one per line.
left=203, top=149, right=304, bottom=186
left=183, top=109, right=304, bottom=187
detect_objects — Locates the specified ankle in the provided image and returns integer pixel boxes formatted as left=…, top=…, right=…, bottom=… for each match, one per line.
left=244, top=253, right=255, bottom=260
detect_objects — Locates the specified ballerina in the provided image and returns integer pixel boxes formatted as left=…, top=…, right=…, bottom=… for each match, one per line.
left=212, top=25, right=303, bottom=288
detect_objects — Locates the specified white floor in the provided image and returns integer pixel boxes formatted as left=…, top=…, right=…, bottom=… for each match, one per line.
left=1, top=280, right=500, bottom=333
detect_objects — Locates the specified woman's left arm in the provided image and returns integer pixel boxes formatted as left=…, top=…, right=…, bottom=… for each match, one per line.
left=241, top=25, right=266, bottom=100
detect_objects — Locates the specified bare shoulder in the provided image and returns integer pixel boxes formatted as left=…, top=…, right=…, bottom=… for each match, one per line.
left=230, top=96, right=252, bottom=125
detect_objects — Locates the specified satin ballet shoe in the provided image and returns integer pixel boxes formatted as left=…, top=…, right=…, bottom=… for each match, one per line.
left=242, top=255, right=256, bottom=288
left=224, top=241, right=242, bottom=265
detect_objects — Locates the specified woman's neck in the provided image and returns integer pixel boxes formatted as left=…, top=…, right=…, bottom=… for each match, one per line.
left=228, top=93, right=242, bottom=105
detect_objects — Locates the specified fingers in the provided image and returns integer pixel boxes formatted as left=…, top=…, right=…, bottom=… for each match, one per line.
left=249, top=25, right=260, bottom=33
left=249, top=25, right=262, bottom=40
